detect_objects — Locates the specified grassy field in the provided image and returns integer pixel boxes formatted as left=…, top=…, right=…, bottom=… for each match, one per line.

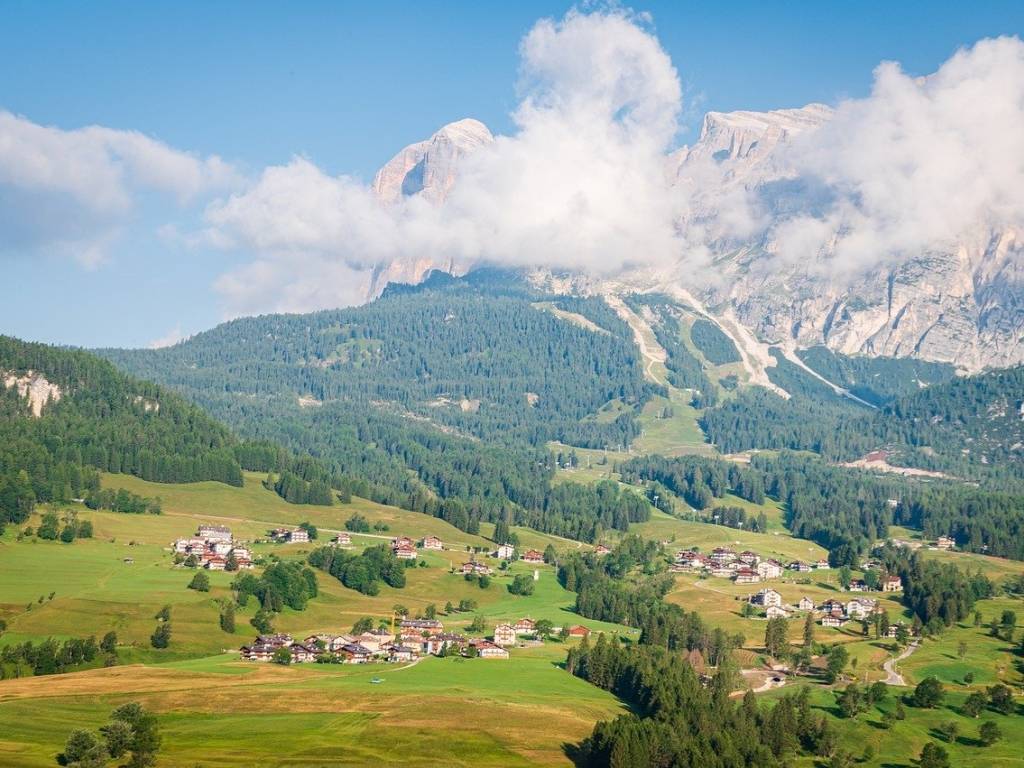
left=0, top=646, right=625, bottom=767
left=763, top=683, right=1024, bottom=767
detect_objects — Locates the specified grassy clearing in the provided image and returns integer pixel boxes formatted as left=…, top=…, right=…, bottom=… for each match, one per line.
left=632, top=509, right=826, bottom=563
left=633, top=389, right=715, bottom=457
left=102, top=471, right=492, bottom=550
left=0, top=646, right=625, bottom=767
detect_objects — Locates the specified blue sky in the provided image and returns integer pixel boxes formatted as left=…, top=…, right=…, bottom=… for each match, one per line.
left=1, top=1, right=1022, bottom=348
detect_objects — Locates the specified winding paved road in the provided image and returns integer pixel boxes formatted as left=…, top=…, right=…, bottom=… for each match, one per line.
left=882, top=641, right=920, bottom=686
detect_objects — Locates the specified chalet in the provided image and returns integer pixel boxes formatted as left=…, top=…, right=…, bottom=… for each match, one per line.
left=400, top=618, right=443, bottom=636
left=751, top=588, right=783, bottom=608
left=766, top=605, right=790, bottom=619
left=595, top=544, right=611, bottom=556
left=460, top=561, right=492, bottom=576
left=882, top=575, right=903, bottom=592
left=733, top=568, right=761, bottom=585
left=847, top=580, right=868, bottom=593
left=522, top=549, right=544, bottom=564
left=798, top=596, right=815, bottom=611
left=331, top=532, right=352, bottom=546
left=289, top=643, right=318, bottom=663
left=789, top=561, right=812, bottom=573
left=339, top=643, right=372, bottom=664
left=240, top=642, right=276, bottom=662
left=814, top=559, right=831, bottom=570
left=473, top=640, right=510, bottom=659
left=304, top=634, right=351, bottom=653
left=513, top=618, right=536, bottom=635
left=493, top=624, right=517, bottom=647
left=370, top=628, right=395, bottom=645
left=198, top=525, right=232, bottom=542
left=204, top=556, right=227, bottom=571
left=174, top=536, right=209, bottom=554
left=677, top=551, right=710, bottom=571
left=885, top=622, right=913, bottom=639
left=821, top=614, right=844, bottom=628
left=495, top=544, right=515, bottom=560
left=567, top=625, right=591, bottom=638
left=393, top=545, right=417, bottom=560
left=738, top=551, right=760, bottom=565
left=757, top=559, right=783, bottom=579
left=355, top=633, right=385, bottom=653
left=710, top=547, right=737, bottom=565
left=935, top=535, right=955, bottom=550
left=392, top=536, right=415, bottom=549
left=845, top=598, right=878, bottom=619
left=421, top=535, right=443, bottom=550
left=388, top=645, right=416, bottom=663
left=821, top=599, right=845, bottom=615
left=710, top=566, right=736, bottom=579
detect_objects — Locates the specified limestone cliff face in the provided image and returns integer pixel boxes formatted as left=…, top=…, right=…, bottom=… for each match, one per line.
left=372, top=118, right=493, bottom=205
left=364, top=107, right=1023, bottom=371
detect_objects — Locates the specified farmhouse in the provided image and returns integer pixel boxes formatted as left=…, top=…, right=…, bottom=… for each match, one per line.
left=798, top=596, right=815, bottom=611
left=204, top=555, right=227, bottom=571
left=331, top=532, right=351, bottom=546
left=815, top=559, right=830, bottom=570
left=393, top=544, right=417, bottom=560
left=738, top=550, right=760, bottom=565
left=733, top=568, right=761, bottom=585
left=421, top=535, right=443, bottom=550
left=594, top=544, right=611, bottom=556
left=935, top=535, right=955, bottom=550
left=757, top=559, right=783, bottom=579
left=847, top=580, right=868, bottom=592
left=472, top=640, right=510, bottom=659
left=460, top=561, right=493, bottom=576
left=495, top=543, right=515, bottom=560
left=710, top=547, right=736, bottom=565
left=750, top=588, right=783, bottom=608
left=821, top=614, right=844, bottom=628
left=392, top=536, right=415, bottom=549
left=765, top=605, right=790, bottom=619
left=513, top=618, right=536, bottom=635
left=788, top=561, right=812, bottom=573
left=567, top=625, right=591, bottom=638
left=388, top=646, right=416, bottom=663
left=821, top=599, right=845, bottom=615
left=339, top=643, right=372, bottom=663
left=493, top=624, right=517, bottom=647
left=882, top=575, right=903, bottom=592
left=522, top=549, right=544, bottom=564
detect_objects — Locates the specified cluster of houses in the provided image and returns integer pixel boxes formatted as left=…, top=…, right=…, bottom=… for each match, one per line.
left=748, top=587, right=908, bottom=634
left=172, top=525, right=253, bottom=570
left=240, top=618, right=594, bottom=664
left=388, top=535, right=445, bottom=559
left=673, top=547, right=833, bottom=584
left=269, top=527, right=310, bottom=544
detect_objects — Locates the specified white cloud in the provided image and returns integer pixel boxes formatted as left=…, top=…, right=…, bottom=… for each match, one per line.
left=757, top=36, right=1024, bottom=272
left=204, top=17, right=1024, bottom=317
left=206, top=8, right=687, bottom=315
left=0, top=111, right=238, bottom=265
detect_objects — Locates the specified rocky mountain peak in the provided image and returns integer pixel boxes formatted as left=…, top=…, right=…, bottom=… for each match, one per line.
left=372, top=118, right=493, bottom=205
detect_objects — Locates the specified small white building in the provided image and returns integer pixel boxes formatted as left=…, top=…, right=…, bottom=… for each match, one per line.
left=757, top=560, right=784, bottom=579
left=493, top=624, right=517, bottom=647
left=495, top=544, right=515, bottom=560
left=766, top=605, right=790, bottom=619
left=798, top=596, right=815, bottom=611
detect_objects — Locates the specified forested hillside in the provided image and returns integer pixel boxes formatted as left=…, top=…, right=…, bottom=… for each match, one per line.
left=99, top=275, right=659, bottom=542
left=0, top=336, right=245, bottom=530
left=703, top=360, right=1024, bottom=489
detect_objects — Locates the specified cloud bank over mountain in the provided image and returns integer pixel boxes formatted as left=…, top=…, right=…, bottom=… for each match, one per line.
left=1, top=8, right=1021, bottom=325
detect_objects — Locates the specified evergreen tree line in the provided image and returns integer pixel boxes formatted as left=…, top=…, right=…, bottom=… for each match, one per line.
left=308, top=544, right=408, bottom=595
left=620, top=454, right=765, bottom=511
left=1, top=635, right=101, bottom=677
left=567, top=637, right=836, bottom=767
left=876, top=546, right=994, bottom=631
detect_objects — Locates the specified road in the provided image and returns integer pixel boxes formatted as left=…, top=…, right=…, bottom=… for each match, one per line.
left=883, top=641, right=920, bottom=686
